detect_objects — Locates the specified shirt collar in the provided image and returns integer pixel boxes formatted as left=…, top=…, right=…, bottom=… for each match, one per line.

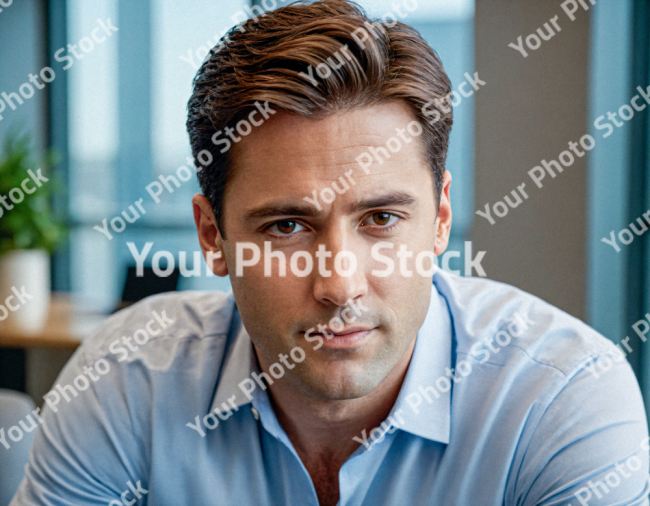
left=210, top=282, right=453, bottom=446
left=210, top=312, right=293, bottom=446
left=387, top=283, right=452, bottom=445
left=210, top=309, right=256, bottom=414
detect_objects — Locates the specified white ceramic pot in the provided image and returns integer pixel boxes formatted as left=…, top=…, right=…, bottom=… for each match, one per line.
left=0, top=249, right=50, bottom=334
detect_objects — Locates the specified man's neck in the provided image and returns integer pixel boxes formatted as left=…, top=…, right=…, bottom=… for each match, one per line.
left=256, top=338, right=416, bottom=465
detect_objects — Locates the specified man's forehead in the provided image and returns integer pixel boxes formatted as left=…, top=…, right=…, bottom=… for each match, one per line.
left=225, top=108, right=432, bottom=204
left=228, top=102, right=429, bottom=189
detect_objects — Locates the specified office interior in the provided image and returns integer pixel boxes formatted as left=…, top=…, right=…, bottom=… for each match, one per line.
left=0, top=0, right=648, bottom=503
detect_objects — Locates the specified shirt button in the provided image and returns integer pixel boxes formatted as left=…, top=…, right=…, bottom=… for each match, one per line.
left=251, top=407, right=260, bottom=420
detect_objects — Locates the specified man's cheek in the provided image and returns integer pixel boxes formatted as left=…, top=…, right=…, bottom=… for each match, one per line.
left=370, top=242, right=437, bottom=279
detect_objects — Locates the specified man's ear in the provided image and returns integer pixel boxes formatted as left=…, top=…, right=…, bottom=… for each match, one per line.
left=433, top=170, right=452, bottom=257
left=192, top=194, right=228, bottom=277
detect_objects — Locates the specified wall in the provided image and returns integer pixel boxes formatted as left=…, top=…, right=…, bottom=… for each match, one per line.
left=473, top=0, right=591, bottom=319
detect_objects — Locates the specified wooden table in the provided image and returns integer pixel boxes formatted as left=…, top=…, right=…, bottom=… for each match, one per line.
left=0, top=295, right=108, bottom=397
left=0, top=294, right=107, bottom=350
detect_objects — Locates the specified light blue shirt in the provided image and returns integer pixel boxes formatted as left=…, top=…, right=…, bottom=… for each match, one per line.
left=11, top=268, right=650, bottom=505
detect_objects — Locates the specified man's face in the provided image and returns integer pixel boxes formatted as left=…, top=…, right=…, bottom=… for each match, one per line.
left=194, top=101, right=452, bottom=401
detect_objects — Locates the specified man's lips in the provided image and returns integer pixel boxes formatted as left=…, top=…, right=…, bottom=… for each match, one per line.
left=301, top=327, right=375, bottom=350
left=330, top=327, right=372, bottom=336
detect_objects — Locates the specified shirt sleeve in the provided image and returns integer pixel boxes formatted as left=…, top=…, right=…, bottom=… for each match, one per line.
left=9, top=344, right=150, bottom=506
left=513, top=351, right=650, bottom=506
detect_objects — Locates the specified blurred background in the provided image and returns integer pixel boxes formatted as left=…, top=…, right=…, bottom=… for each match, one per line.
left=0, top=0, right=648, bottom=500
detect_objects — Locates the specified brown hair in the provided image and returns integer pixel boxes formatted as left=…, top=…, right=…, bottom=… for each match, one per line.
left=187, top=0, right=453, bottom=237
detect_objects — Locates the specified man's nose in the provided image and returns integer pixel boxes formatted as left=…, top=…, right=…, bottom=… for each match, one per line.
left=312, top=238, right=368, bottom=307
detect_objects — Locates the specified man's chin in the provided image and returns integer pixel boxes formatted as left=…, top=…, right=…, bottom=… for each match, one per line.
left=288, top=363, right=383, bottom=401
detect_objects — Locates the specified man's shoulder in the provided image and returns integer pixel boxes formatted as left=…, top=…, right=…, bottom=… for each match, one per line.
left=78, top=289, right=237, bottom=362
left=433, top=269, right=619, bottom=378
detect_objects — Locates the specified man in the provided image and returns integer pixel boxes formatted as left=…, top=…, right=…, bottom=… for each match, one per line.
left=12, top=1, right=650, bottom=505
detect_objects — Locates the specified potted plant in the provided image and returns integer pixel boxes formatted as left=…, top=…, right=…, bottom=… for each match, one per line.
left=0, top=131, right=65, bottom=333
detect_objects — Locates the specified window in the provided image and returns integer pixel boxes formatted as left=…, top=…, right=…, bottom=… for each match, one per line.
left=66, top=0, right=247, bottom=310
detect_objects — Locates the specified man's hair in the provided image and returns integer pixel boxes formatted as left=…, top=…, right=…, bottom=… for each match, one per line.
left=187, top=0, right=453, bottom=237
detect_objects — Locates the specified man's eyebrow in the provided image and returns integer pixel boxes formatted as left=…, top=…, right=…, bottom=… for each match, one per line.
left=352, top=191, right=418, bottom=212
left=245, top=202, right=319, bottom=221
left=244, top=191, right=418, bottom=221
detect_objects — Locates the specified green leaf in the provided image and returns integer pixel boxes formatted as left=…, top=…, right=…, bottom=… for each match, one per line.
left=0, top=129, right=66, bottom=256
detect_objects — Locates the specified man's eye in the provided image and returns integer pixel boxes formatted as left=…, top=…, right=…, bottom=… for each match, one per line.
left=268, top=220, right=305, bottom=235
left=364, top=212, right=398, bottom=227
